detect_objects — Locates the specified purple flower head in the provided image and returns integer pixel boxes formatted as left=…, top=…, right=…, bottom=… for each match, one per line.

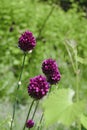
left=28, top=75, right=50, bottom=100
left=42, top=59, right=58, bottom=76
left=42, top=59, right=61, bottom=85
left=47, top=71, right=61, bottom=85
left=18, top=30, right=36, bottom=52
left=26, top=119, right=34, bottom=128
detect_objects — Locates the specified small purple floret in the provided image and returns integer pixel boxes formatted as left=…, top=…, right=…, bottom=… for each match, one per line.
left=42, top=59, right=58, bottom=76
left=26, top=119, right=34, bottom=128
left=28, top=75, right=50, bottom=100
left=47, top=71, right=61, bottom=85
left=42, top=59, right=61, bottom=85
left=18, top=30, right=36, bottom=52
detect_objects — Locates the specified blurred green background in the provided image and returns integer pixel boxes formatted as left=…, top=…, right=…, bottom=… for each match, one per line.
left=0, top=0, right=87, bottom=129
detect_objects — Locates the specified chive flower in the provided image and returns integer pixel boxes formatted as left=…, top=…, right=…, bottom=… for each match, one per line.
left=26, top=119, right=34, bottom=128
left=42, top=59, right=58, bottom=76
left=47, top=71, right=61, bottom=85
left=42, top=59, right=61, bottom=85
left=28, top=75, right=50, bottom=100
left=18, top=30, right=36, bottom=52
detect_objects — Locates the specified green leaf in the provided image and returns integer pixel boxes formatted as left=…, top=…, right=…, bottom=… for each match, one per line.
left=80, top=114, right=87, bottom=129
left=43, top=88, right=84, bottom=127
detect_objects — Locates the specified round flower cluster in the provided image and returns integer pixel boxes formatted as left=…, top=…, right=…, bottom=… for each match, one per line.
left=42, top=59, right=58, bottom=76
left=18, top=30, right=36, bottom=52
left=28, top=75, right=50, bottom=100
left=42, top=59, right=61, bottom=85
left=26, top=119, right=34, bottom=128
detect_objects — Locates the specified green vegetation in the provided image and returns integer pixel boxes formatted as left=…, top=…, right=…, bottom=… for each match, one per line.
left=0, top=0, right=87, bottom=130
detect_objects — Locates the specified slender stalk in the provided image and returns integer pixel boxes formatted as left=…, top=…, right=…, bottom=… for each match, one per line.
left=28, top=101, right=39, bottom=130
left=37, top=86, right=52, bottom=130
left=17, top=52, right=26, bottom=89
left=37, top=113, right=44, bottom=130
left=37, top=5, right=55, bottom=39
left=76, top=70, right=81, bottom=130
left=75, top=49, right=79, bottom=102
left=10, top=52, right=26, bottom=130
left=64, top=41, right=76, bottom=73
left=22, top=100, right=35, bottom=130
left=75, top=49, right=81, bottom=130
left=32, top=101, right=39, bottom=120
left=64, top=42, right=81, bottom=130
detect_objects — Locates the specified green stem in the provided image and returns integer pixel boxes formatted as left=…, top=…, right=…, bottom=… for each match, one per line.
left=75, top=49, right=79, bottom=103
left=76, top=70, right=79, bottom=102
left=23, top=100, right=35, bottom=130
left=32, top=101, right=39, bottom=120
left=28, top=101, right=39, bottom=130
left=37, top=5, right=55, bottom=39
left=37, top=86, right=52, bottom=130
left=64, top=41, right=76, bottom=73
left=75, top=50, right=79, bottom=102
left=17, top=52, right=26, bottom=89
left=64, top=41, right=81, bottom=130
left=75, top=50, right=81, bottom=130
left=37, top=113, right=44, bottom=130
left=10, top=52, right=26, bottom=130
left=76, top=70, right=81, bottom=130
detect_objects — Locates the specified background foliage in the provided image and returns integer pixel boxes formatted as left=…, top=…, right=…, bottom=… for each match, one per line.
left=0, top=0, right=87, bottom=130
